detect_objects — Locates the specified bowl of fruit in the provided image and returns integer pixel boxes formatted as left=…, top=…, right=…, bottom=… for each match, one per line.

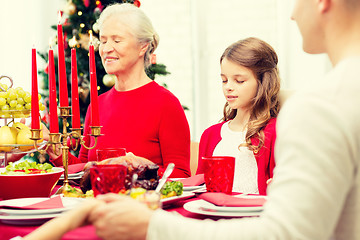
left=0, top=161, right=63, bottom=200
left=0, top=76, right=45, bottom=119
left=0, top=121, right=46, bottom=153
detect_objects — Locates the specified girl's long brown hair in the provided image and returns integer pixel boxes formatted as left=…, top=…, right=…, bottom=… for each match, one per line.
left=220, top=37, right=280, bottom=152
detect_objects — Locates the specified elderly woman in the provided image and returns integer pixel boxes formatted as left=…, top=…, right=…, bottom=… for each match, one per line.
left=50, top=3, right=191, bottom=178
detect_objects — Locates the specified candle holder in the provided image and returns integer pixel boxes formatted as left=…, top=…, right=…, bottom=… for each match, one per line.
left=31, top=109, right=102, bottom=195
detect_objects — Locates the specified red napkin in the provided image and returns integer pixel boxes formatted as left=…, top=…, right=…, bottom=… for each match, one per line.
left=66, top=163, right=86, bottom=174
left=179, top=174, right=205, bottom=187
left=1, top=195, right=64, bottom=210
left=199, top=192, right=266, bottom=207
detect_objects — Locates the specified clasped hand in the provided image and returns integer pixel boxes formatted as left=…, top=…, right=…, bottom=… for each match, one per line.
left=23, top=194, right=154, bottom=240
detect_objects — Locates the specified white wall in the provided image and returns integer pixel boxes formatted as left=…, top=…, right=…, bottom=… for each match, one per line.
left=0, top=0, right=61, bottom=92
left=0, top=0, right=331, bottom=140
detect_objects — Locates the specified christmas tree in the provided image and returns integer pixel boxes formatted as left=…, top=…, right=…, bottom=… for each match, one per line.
left=38, top=0, right=169, bottom=126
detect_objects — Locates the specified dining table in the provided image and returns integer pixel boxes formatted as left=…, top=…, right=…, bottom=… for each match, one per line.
left=0, top=186, right=241, bottom=240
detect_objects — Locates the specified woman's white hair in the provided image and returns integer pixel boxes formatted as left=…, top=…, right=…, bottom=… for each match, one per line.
left=98, top=3, right=159, bottom=68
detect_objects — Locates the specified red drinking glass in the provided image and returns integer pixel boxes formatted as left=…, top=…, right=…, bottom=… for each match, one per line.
left=90, top=164, right=127, bottom=196
left=96, top=148, right=126, bottom=162
left=203, top=156, right=235, bottom=194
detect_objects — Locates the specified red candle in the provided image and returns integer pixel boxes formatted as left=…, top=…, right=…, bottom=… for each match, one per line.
left=31, top=47, right=40, bottom=130
left=48, top=45, right=59, bottom=133
left=89, top=33, right=100, bottom=126
left=57, top=11, right=69, bottom=107
left=71, top=47, right=81, bottom=129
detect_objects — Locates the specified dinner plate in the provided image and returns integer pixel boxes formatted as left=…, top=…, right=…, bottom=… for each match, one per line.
left=0, top=197, right=84, bottom=215
left=0, top=213, right=61, bottom=225
left=183, top=185, right=205, bottom=191
left=183, top=199, right=263, bottom=217
left=60, top=171, right=84, bottom=180
left=168, top=178, right=205, bottom=192
left=199, top=195, right=266, bottom=212
left=161, top=192, right=195, bottom=205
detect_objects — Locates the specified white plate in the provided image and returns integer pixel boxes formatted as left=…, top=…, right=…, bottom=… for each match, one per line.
left=0, top=213, right=61, bottom=225
left=183, top=185, right=205, bottom=191
left=168, top=178, right=205, bottom=192
left=0, top=197, right=84, bottom=215
left=183, top=199, right=263, bottom=217
left=199, top=195, right=266, bottom=212
left=161, top=192, right=195, bottom=205
left=60, top=171, right=84, bottom=180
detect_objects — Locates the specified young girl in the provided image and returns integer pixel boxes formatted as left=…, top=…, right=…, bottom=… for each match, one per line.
left=196, top=37, right=280, bottom=195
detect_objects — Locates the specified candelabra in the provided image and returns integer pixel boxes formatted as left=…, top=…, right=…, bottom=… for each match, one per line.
left=30, top=107, right=101, bottom=194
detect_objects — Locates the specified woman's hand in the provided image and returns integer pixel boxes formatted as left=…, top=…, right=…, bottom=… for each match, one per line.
left=89, top=193, right=154, bottom=240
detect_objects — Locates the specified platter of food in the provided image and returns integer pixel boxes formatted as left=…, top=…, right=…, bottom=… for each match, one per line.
left=0, top=121, right=47, bottom=153
left=0, top=141, right=48, bottom=154
left=0, top=109, right=31, bottom=119
left=161, top=191, right=195, bottom=205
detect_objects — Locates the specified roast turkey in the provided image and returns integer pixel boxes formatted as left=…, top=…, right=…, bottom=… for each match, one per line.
left=80, top=153, right=159, bottom=194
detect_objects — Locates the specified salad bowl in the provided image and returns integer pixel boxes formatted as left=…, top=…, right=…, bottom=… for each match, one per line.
left=0, top=165, right=64, bottom=200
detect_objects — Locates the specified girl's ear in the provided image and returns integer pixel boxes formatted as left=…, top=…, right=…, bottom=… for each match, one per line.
left=318, top=0, right=331, bottom=13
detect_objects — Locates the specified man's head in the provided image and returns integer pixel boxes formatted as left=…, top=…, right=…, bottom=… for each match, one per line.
left=291, top=0, right=326, bottom=54
left=291, top=0, right=360, bottom=64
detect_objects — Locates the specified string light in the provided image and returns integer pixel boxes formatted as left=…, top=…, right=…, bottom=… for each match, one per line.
left=78, top=11, right=83, bottom=16
left=80, top=23, right=85, bottom=28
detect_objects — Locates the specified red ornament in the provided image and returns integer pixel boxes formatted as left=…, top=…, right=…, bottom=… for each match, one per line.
left=63, top=18, right=70, bottom=26
left=44, top=64, right=49, bottom=74
left=64, top=32, right=68, bottom=49
left=83, top=0, right=90, bottom=7
left=41, top=97, right=50, bottom=124
left=134, top=0, right=141, bottom=7
left=41, top=113, right=50, bottom=125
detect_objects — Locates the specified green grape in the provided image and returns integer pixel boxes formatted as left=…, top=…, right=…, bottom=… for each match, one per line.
left=15, top=104, right=24, bottom=111
left=0, top=91, right=7, bottom=98
left=6, top=97, right=11, bottom=104
left=0, top=83, right=8, bottom=91
left=9, top=100, right=17, bottom=108
left=7, top=88, right=15, bottom=94
left=0, top=97, right=6, bottom=106
left=24, top=93, right=31, bottom=103
left=25, top=102, right=31, bottom=110
left=17, top=97, right=24, bottom=105
left=7, top=91, right=17, bottom=101
left=16, top=89, right=26, bottom=98
left=39, top=103, right=45, bottom=111
left=2, top=104, right=10, bottom=111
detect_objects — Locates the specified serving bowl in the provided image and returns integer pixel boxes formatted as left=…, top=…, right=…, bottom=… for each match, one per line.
left=0, top=167, right=64, bottom=200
